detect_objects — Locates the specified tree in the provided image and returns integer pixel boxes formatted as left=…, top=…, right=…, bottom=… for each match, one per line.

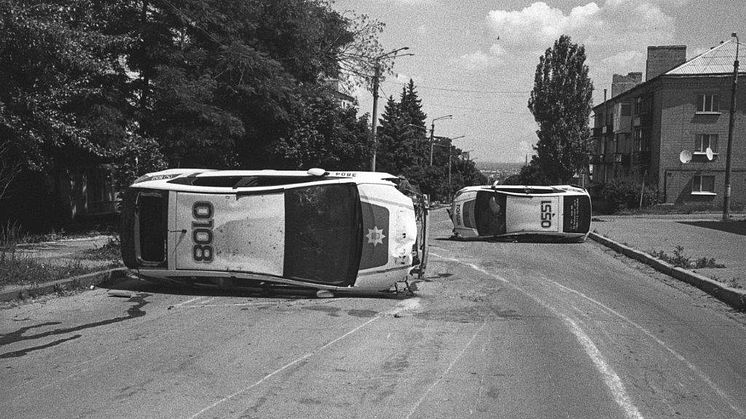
left=527, top=35, right=593, bottom=184
left=271, top=87, right=371, bottom=170
left=376, top=80, right=428, bottom=173
left=0, top=1, right=133, bottom=173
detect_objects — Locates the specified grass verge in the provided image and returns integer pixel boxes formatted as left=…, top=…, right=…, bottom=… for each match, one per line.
left=0, top=236, right=122, bottom=289
left=649, top=245, right=725, bottom=270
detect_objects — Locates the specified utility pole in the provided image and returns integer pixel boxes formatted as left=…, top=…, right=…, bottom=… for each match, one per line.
left=723, top=33, right=739, bottom=220
left=370, top=47, right=412, bottom=171
left=429, top=115, right=452, bottom=165
left=370, top=62, right=381, bottom=171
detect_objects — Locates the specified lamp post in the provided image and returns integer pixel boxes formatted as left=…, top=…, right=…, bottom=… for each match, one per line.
left=723, top=33, right=739, bottom=220
left=429, top=115, right=452, bottom=165
left=370, top=47, right=412, bottom=171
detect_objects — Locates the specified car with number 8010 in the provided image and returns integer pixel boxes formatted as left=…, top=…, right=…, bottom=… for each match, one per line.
left=120, top=168, right=429, bottom=296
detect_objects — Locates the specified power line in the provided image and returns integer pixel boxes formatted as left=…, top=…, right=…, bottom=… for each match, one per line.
left=382, top=80, right=530, bottom=94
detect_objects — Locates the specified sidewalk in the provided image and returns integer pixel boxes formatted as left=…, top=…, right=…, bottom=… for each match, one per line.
left=590, top=213, right=746, bottom=310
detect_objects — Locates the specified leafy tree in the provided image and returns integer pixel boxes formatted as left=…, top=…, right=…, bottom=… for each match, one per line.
left=271, top=87, right=371, bottom=170
left=527, top=35, right=593, bottom=184
left=0, top=0, right=132, bottom=173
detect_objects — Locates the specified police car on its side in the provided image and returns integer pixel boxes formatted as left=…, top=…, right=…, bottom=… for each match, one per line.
left=120, top=168, right=428, bottom=296
left=449, top=183, right=591, bottom=242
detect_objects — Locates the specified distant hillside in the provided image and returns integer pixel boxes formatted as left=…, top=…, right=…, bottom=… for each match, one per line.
left=476, top=162, right=524, bottom=172
left=476, top=162, right=524, bottom=183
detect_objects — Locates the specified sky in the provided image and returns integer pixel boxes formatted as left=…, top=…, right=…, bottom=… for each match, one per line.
left=331, top=0, right=745, bottom=164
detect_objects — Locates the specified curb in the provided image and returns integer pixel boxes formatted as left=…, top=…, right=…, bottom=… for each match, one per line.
left=0, top=268, right=129, bottom=302
left=589, top=232, right=746, bottom=311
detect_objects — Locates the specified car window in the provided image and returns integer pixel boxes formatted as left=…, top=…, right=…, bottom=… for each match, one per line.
left=475, top=191, right=507, bottom=236
left=283, top=183, right=362, bottom=285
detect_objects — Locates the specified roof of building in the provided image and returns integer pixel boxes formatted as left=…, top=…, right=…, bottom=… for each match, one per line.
left=593, top=39, right=742, bottom=111
left=666, top=39, right=741, bottom=75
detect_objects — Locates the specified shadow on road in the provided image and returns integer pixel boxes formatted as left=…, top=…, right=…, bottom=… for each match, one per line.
left=678, top=220, right=746, bottom=236
left=99, top=277, right=408, bottom=300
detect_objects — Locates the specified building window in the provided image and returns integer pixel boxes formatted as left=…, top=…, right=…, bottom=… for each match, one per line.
left=692, top=175, right=716, bottom=195
left=696, top=94, right=720, bottom=113
left=634, top=96, right=650, bottom=115
left=621, top=102, right=631, bottom=116
left=694, top=134, right=718, bottom=153
left=633, top=128, right=643, bottom=152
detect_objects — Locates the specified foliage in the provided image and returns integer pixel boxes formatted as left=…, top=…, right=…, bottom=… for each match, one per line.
left=375, top=80, right=485, bottom=201
left=504, top=157, right=551, bottom=185
left=111, top=132, right=168, bottom=191
left=271, top=88, right=371, bottom=170
left=0, top=0, right=132, bottom=172
left=0, top=250, right=115, bottom=288
left=0, top=220, right=23, bottom=249
left=528, top=35, right=593, bottom=184
left=599, top=178, right=658, bottom=213
left=650, top=246, right=725, bottom=270
left=376, top=82, right=429, bottom=173
left=1, top=0, right=383, bottom=230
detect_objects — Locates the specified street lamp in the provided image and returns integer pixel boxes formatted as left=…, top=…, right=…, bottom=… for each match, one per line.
left=429, top=115, right=453, bottom=165
left=723, top=33, right=739, bottom=220
left=370, top=47, right=413, bottom=171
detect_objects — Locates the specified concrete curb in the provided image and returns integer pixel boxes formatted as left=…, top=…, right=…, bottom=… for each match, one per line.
left=589, top=232, right=746, bottom=311
left=0, top=268, right=129, bottom=302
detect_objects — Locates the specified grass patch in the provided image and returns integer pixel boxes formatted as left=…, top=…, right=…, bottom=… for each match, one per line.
left=0, top=251, right=105, bottom=288
left=650, top=246, right=725, bottom=270
left=78, top=236, right=123, bottom=262
left=0, top=234, right=122, bottom=289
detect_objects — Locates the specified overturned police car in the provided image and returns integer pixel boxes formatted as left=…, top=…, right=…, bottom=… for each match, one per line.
left=121, top=168, right=428, bottom=295
left=449, top=184, right=591, bottom=242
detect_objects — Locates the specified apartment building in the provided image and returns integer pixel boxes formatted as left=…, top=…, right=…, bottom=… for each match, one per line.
left=591, top=40, right=745, bottom=206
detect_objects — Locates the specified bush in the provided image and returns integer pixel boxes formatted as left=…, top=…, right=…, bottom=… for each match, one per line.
left=600, top=179, right=658, bottom=213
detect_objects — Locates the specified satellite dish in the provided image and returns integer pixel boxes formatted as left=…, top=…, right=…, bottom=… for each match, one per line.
left=705, top=147, right=715, bottom=161
left=679, top=150, right=692, bottom=164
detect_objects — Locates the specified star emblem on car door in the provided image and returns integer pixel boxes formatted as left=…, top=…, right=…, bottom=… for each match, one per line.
left=366, top=226, right=386, bottom=247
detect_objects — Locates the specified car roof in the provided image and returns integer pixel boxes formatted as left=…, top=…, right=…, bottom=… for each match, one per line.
left=132, top=168, right=398, bottom=188
left=457, top=184, right=588, bottom=195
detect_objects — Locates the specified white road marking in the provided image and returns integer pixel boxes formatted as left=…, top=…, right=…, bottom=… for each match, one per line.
left=539, top=276, right=744, bottom=416
left=431, top=252, right=643, bottom=419
left=173, top=296, right=204, bottom=308
left=189, top=298, right=420, bottom=418
left=405, top=321, right=488, bottom=419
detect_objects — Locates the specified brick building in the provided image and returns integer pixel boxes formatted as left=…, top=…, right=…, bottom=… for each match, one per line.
left=591, top=39, right=745, bottom=207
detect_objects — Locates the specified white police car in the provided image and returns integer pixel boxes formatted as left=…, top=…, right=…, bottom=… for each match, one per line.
left=449, top=184, right=591, bottom=242
left=121, top=168, right=428, bottom=295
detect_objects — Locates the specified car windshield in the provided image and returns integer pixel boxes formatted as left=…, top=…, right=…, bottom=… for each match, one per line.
left=283, top=183, right=363, bottom=286
left=474, top=191, right=507, bottom=235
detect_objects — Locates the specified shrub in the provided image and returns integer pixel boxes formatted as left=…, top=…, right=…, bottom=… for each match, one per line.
left=600, top=179, right=658, bottom=213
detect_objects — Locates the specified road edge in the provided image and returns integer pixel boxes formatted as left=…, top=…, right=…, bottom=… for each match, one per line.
left=589, top=232, right=746, bottom=311
left=0, top=268, right=129, bottom=302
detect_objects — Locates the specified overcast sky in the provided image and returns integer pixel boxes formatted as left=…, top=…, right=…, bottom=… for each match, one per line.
left=332, top=0, right=745, bottom=164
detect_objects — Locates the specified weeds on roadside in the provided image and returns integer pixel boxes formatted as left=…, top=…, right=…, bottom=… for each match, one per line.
left=79, top=235, right=122, bottom=263
left=650, top=246, right=726, bottom=269
left=0, top=251, right=100, bottom=288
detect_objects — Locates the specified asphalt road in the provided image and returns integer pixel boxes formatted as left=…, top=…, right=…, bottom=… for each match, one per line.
left=2, top=209, right=746, bottom=418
